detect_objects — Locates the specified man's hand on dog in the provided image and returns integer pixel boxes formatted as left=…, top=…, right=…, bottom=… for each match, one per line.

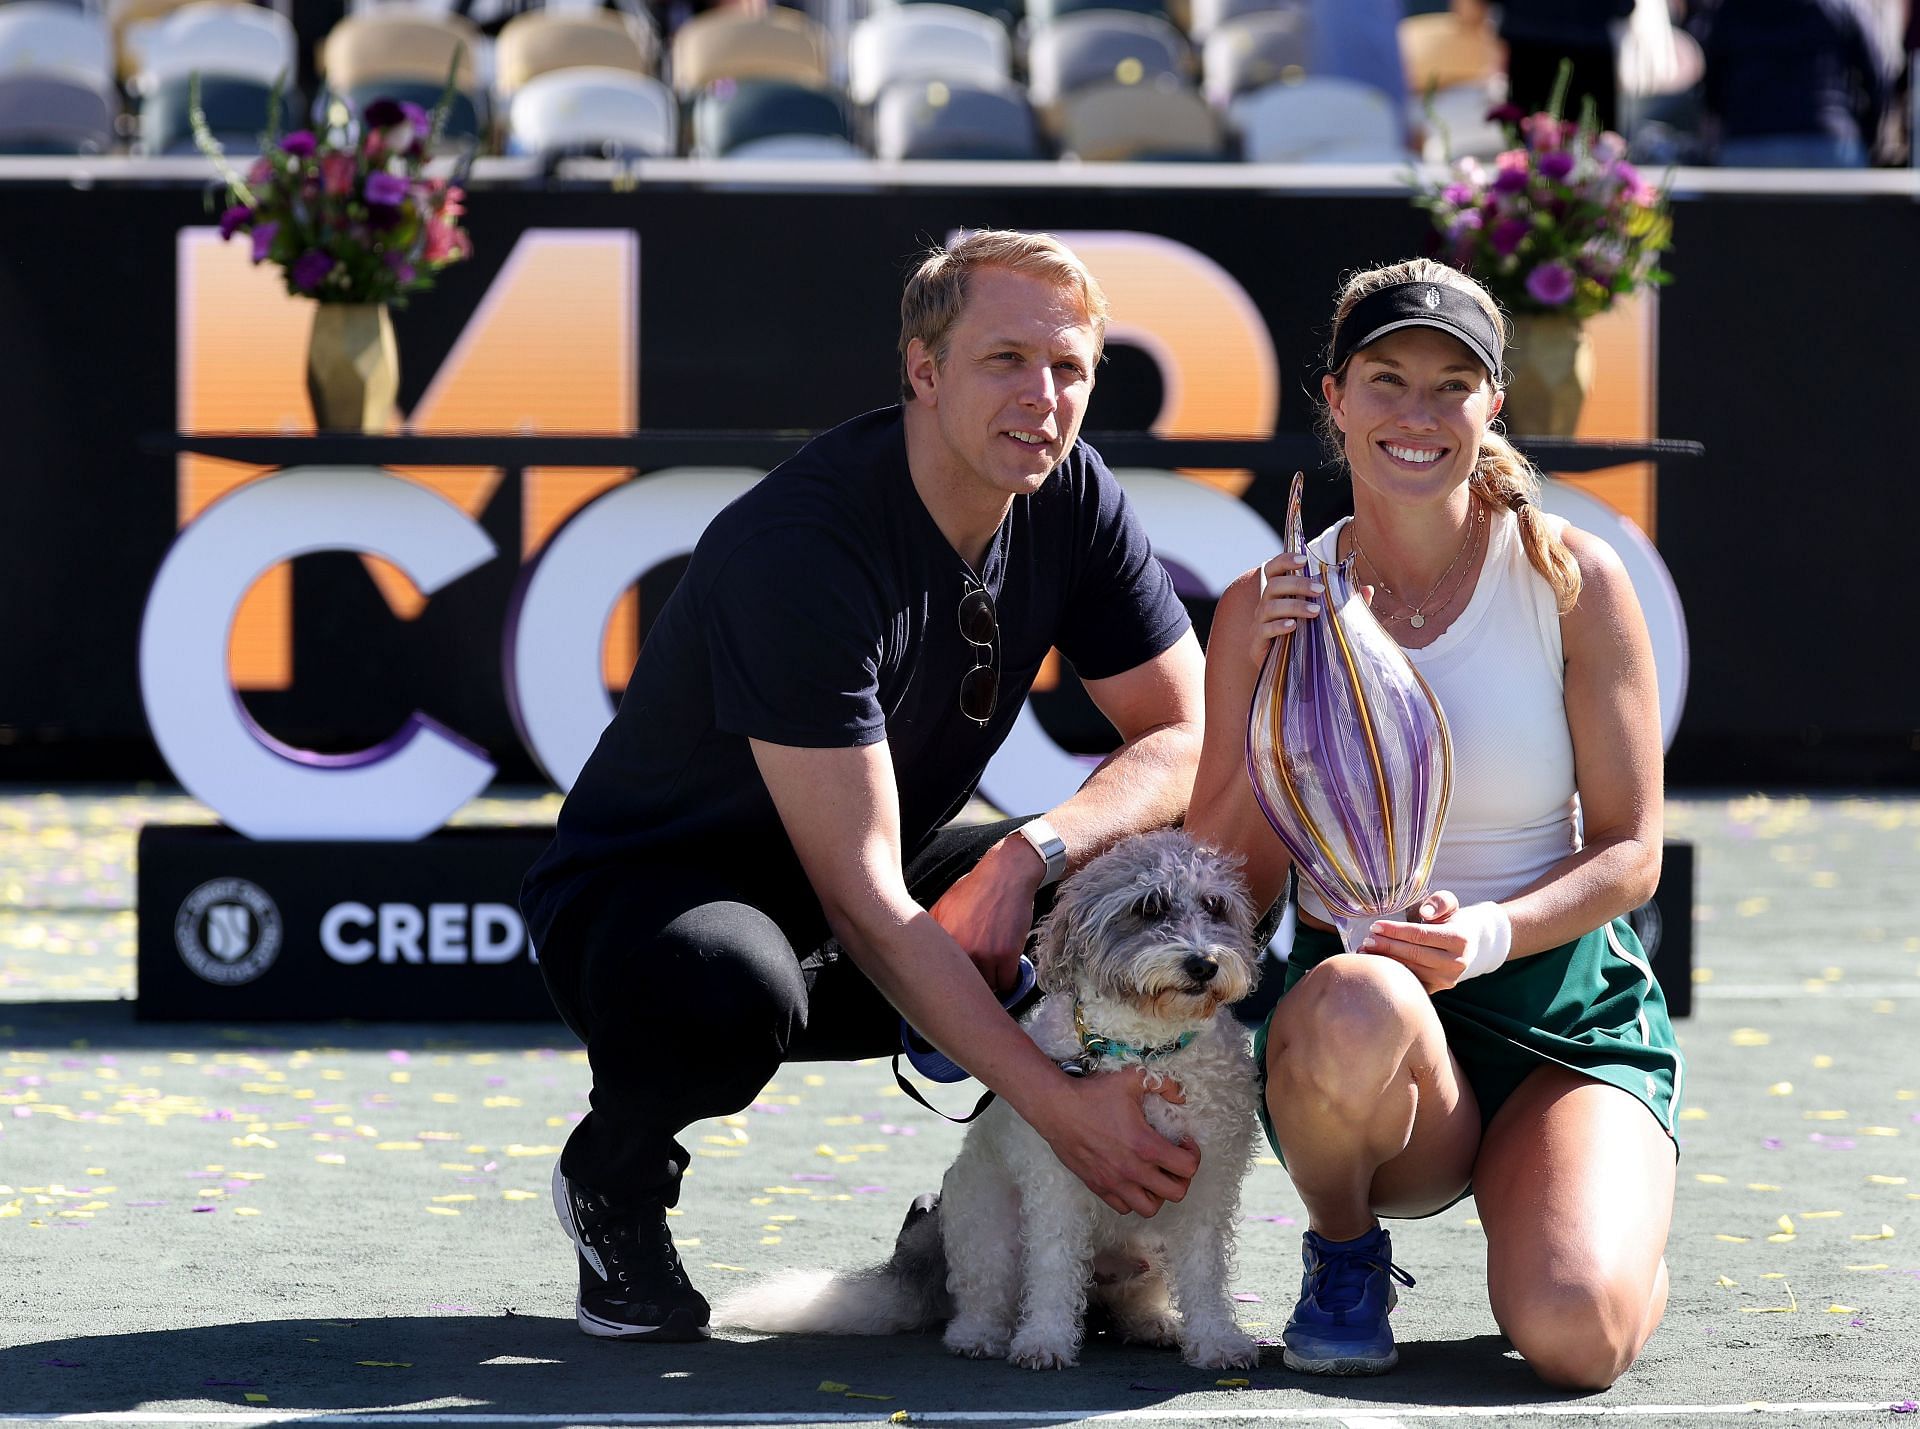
left=1036, top=1069, right=1199, bottom=1217
left=927, top=833, right=1050, bottom=996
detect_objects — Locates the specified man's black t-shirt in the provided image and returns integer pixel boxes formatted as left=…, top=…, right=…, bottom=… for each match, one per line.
left=521, top=406, right=1191, bottom=949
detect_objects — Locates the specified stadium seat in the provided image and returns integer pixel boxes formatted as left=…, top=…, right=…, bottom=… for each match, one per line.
left=847, top=4, right=1010, bottom=107
left=690, top=77, right=848, bottom=157
left=1397, top=10, right=1500, bottom=95
left=0, top=3, right=112, bottom=88
left=107, top=0, right=198, bottom=82
left=1230, top=73, right=1406, bottom=161
left=669, top=8, right=829, bottom=96
left=723, top=131, right=865, bottom=159
left=320, top=9, right=482, bottom=92
left=1025, top=0, right=1171, bottom=27
left=1416, top=78, right=1506, bottom=160
left=1185, top=0, right=1303, bottom=45
left=1201, top=7, right=1310, bottom=107
left=138, top=69, right=294, bottom=154
left=0, top=70, right=115, bottom=152
left=1026, top=11, right=1190, bottom=111
left=507, top=64, right=675, bottom=158
left=495, top=9, right=656, bottom=102
left=875, top=0, right=1022, bottom=31
left=873, top=76, right=1041, bottom=158
left=129, top=2, right=297, bottom=92
left=1058, top=76, right=1221, bottom=159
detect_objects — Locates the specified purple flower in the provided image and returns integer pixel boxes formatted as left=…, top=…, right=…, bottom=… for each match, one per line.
left=290, top=249, right=336, bottom=292
left=1441, top=182, right=1476, bottom=207
left=364, top=170, right=408, bottom=207
left=249, top=220, right=278, bottom=262
left=399, top=101, right=432, bottom=138
left=218, top=203, right=252, bottom=240
left=279, top=130, right=316, bottom=157
left=1485, top=103, right=1524, bottom=126
left=1489, top=217, right=1531, bottom=257
left=363, top=98, right=405, bottom=129
left=382, top=250, right=417, bottom=285
left=1482, top=162, right=1528, bottom=193
left=1525, top=261, right=1576, bottom=306
left=1538, top=149, right=1575, bottom=181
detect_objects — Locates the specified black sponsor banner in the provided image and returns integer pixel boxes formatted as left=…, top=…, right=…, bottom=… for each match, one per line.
left=136, top=824, right=560, bottom=1021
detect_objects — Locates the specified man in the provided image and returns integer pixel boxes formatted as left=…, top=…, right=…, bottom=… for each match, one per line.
left=520, top=230, right=1209, bottom=1344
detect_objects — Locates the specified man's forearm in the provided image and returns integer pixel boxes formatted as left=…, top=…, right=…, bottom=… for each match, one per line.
left=1042, top=719, right=1205, bottom=876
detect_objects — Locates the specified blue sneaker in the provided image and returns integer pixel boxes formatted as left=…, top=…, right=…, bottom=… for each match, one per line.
left=1281, top=1224, right=1415, bottom=1375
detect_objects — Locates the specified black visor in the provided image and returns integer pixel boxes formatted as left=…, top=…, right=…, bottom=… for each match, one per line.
left=1327, top=281, right=1503, bottom=380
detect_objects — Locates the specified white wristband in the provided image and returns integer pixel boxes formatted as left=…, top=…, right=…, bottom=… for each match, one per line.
left=1452, top=902, right=1513, bottom=982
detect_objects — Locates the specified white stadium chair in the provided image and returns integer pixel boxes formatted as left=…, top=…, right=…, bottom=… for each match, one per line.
left=847, top=4, right=1009, bottom=107
left=1231, top=73, right=1407, bottom=162
left=129, top=1, right=297, bottom=92
left=0, top=2, right=112, bottom=88
left=508, top=65, right=677, bottom=158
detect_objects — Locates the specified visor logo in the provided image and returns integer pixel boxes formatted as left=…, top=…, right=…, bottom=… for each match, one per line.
left=1422, top=286, right=1441, bottom=309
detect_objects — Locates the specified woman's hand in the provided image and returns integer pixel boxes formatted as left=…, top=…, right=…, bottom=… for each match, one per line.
left=1360, top=890, right=1513, bottom=994
left=1249, top=554, right=1325, bottom=665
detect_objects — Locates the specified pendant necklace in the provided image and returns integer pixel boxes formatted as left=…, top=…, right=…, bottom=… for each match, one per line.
left=1351, top=508, right=1482, bottom=631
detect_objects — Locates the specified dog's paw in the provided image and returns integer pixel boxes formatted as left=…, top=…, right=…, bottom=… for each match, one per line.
left=944, top=1318, right=1010, bottom=1360
left=1006, top=1330, right=1079, bottom=1371
left=1113, top=1310, right=1183, bottom=1349
left=1181, top=1329, right=1260, bottom=1370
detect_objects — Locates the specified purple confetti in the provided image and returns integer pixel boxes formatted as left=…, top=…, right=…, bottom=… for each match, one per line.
left=1233, top=1293, right=1262, bottom=1303
left=1762, top=1137, right=1783, bottom=1150
left=42, top=1360, right=83, bottom=1368
left=792, top=1173, right=836, bottom=1183
left=1891, top=1402, right=1916, bottom=1416
left=190, top=1206, right=216, bottom=1214
left=852, top=1186, right=889, bottom=1194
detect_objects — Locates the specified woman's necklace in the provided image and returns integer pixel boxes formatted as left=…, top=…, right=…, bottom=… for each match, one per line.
left=1350, top=507, right=1483, bottom=631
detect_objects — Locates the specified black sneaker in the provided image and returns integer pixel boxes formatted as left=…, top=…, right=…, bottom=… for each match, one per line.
left=552, top=1162, right=711, bottom=1341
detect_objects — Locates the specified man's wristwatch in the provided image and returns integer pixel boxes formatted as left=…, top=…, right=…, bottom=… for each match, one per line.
left=1015, top=818, right=1069, bottom=888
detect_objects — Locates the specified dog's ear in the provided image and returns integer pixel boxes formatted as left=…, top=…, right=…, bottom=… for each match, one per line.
left=1029, top=885, right=1078, bottom=995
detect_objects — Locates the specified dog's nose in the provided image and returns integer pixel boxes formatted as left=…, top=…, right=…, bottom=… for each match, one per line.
left=1182, top=954, right=1219, bottom=984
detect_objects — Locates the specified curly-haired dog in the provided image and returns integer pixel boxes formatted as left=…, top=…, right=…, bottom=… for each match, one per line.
left=715, top=829, right=1263, bottom=1370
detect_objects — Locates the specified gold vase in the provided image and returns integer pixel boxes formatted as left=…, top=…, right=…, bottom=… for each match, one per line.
left=1503, top=312, right=1594, bottom=438
left=306, top=303, right=399, bottom=433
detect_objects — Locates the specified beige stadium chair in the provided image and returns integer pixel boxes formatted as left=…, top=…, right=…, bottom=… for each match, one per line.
left=321, top=9, right=482, bottom=92
left=109, top=0, right=202, bottom=83
left=669, top=7, right=828, bottom=95
left=1058, top=77, right=1220, bottom=159
left=1398, top=10, right=1499, bottom=95
left=495, top=9, right=656, bottom=102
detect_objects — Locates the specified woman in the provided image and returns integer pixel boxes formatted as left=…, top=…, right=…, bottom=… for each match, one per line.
left=1187, top=259, right=1682, bottom=1389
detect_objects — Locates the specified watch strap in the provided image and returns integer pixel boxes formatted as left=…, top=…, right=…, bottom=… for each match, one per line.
left=1016, top=817, right=1069, bottom=888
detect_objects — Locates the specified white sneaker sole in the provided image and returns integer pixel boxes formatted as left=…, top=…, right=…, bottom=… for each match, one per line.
left=552, top=1162, right=710, bottom=1342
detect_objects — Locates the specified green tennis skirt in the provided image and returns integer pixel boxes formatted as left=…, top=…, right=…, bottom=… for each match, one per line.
left=1253, top=916, right=1685, bottom=1166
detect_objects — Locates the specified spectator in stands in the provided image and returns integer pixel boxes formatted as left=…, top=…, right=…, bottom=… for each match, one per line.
left=521, top=230, right=1209, bottom=1344
left=1689, top=0, right=1896, bottom=165
left=1498, top=0, right=1635, bottom=130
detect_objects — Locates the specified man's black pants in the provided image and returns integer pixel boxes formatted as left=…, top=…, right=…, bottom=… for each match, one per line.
left=536, top=817, right=1033, bottom=1204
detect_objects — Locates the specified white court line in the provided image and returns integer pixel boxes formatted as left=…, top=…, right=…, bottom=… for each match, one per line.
left=1695, top=985, right=1911, bottom=999
left=0, top=1404, right=1910, bottom=1425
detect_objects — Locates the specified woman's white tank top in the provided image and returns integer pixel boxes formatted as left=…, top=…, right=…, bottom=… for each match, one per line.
left=1296, top=508, right=1580, bottom=921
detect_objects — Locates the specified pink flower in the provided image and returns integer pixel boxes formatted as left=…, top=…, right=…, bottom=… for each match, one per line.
left=246, top=156, right=273, bottom=185
left=320, top=154, right=356, bottom=197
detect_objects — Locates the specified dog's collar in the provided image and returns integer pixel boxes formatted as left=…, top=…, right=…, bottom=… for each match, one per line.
left=1072, top=1002, right=1198, bottom=1064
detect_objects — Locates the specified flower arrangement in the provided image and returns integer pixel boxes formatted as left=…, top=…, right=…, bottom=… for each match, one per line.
left=196, top=82, right=472, bottom=306
left=1415, top=83, right=1672, bottom=321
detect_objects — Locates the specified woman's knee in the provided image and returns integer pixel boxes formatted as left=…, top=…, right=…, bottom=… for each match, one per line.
left=1495, top=1275, right=1652, bottom=1390
left=1270, top=955, right=1429, bottom=1071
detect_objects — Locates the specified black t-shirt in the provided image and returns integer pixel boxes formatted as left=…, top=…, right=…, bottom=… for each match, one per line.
left=520, top=405, right=1191, bottom=948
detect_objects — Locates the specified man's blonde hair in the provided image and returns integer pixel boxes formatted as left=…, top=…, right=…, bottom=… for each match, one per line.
left=898, top=230, right=1110, bottom=402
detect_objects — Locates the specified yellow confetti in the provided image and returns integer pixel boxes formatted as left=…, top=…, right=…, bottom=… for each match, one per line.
left=375, top=1142, right=424, bottom=1152
left=1827, top=1305, right=1858, bottom=1314
left=1850, top=1224, right=1896, bottom=1241
left=1861, top=1127, right=1901, bottom=1137
left=1714, top=1233, right=1750, bottom=1243
left=891, top=1413, right=914, bottom=1425
left=818, top=1382, right=849, bottom=1393
left=504, top=1145, right=563, bottom=1157
left=1868, top=1174, right=1910, bottom=1185
left=1694, top=1173, right=1728, bottom=1184
left=315, top=1154, right=346, bottom=1166
left=1799, top=1210, right=1843, bottom=1219
left=1767, top=1082, right=1794, bottom=1097
left=431, top=1194, right=475, bottom=1204
left=1847, top=1263, right=1889, bottom=1271
left=1716, top=1276, right=1738, bottom=1289
left=1215, top=1378, right=1250, bottom=1388
left=1766, top=1233, right=1796, bottom=1243
left=802, top=1074, right=826, bottom=1087
left=708, top=1263, right=748, bottom=1272
left=1738, top=1281, right=1797, bottom=1314
left=1730, top=1028, right=1771, bottom=1047
left=1679, top=1107, right=1709, bottom=1121
left=673, top=1238, right=701, bottom=1248
left=1735, top=897, right=1769, bottom=917
left=234, top=1207, right=260, bottom=1217
left=245, top=1395, right=268, bottom=1405
left=1873, top=1000, right=1898, bottom=1014
left=1747, top=1184, right=1780, bottom=1192
left=502, top=1190, right=538, bottom=1201
left=845, top=1393, right=894, bottom=1402
left=1811, top=1054, right=1834, bottom=1068
left=426, top=1207, right=460, bottom=1216
left=760, top=1236, right=782, bottom=1245
left=1776, top=1215, right=1796, bottom=1232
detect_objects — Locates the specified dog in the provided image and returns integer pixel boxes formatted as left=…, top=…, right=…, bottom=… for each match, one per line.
left=715, top=829, right=1264, bottom=1371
